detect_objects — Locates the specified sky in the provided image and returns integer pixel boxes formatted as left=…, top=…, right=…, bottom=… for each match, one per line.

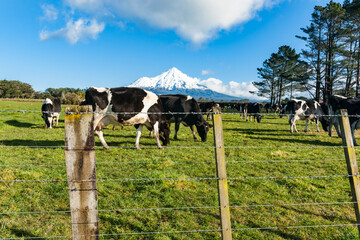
left=0, top=0, right=342, bottom=100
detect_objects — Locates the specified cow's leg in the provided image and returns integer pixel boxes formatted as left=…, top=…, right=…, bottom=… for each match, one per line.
left=190, top=125, right=199, bottom=140
left=152, top=122, right=163, bottom=149
left=350, top=121, right=359, bottom=146
left=304, top=120, right=309, bottom=132
left=95, top=128, right=110, bottom=150
left=333, top=118, right=342, bottom=137
left=315, top=119, right=320, bottom=132
left=134, top=125, right=143, bottom=150
left=290, top=115, right=298, bottom=133
left=174, top=122, right=180, bottom=140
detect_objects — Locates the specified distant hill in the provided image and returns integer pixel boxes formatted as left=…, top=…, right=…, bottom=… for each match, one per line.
left=128, top=67, right=242, bottom=101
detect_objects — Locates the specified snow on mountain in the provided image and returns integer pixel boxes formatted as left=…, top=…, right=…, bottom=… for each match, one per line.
left=129, top=67, right=207, bottom=90
left=128, top=67, right=243, bottom=101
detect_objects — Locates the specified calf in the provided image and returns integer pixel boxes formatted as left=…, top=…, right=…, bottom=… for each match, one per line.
left=81, top=87, right=170, bottom=149
left=329, top=95, right=360, bottom=145
left=244, top=102, right=263, bottom=123
left=41, top=98, right=61, bottom=129
left=286, top=99, right=330, bottom=133
left=159, top=94, right=212, bottom=141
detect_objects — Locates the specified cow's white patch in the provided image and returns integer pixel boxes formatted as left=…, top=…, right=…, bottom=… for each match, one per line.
left=92, top=87, right=108, bottom=93
left=186, top=96, right=193, bottom=101
left=44, top=98, right=53, bottom=105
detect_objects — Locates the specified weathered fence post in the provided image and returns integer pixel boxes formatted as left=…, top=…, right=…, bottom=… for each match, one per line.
left=65, top=106, right=99, bottom=240
left=212, top=107, right=232, bottom=240
left=339, top=109, right=360, bottom=235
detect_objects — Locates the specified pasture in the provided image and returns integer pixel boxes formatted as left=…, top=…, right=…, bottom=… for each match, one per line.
left=0, top=99, right=359, bottom=239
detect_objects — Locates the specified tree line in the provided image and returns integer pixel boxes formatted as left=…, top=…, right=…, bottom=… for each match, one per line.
left=252, top=0, right=360, bottom=104
left=0, top=80, right=85, bottom=105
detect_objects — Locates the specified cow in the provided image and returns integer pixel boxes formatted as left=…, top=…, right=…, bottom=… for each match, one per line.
left=80, top=87, right=170, bottom=150
left=286, top=99, right=330, bottom=133
left=328, top=95, right=349, bottom=138
left=41, top=98, right=61, bottom=129
left=158, top=94, right=212, bottom=142
left=199, top=101, right=219, bottom=120
left=329, top=95, right=360, bottom=145
left=243, top=102, right=263, bottom=123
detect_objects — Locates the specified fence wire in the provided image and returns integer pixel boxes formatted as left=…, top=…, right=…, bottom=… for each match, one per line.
left=1, top=108, right=358, bottom=239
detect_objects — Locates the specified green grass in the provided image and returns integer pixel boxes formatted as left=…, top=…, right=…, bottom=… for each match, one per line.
left=0, top=99, right=359, bottom=239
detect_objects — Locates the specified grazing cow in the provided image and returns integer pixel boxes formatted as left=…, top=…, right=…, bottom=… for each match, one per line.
left=286, top=99, right=330, bottom=133
left=80, top=87, right=170, bottom=149
left=243, top=103, right=263, bottom=123
left=264, top=103, right=281, bottom=114
left=159, top=94, right=212, bottom=141
left=329, top=95, right=360, bottom=145
left=199, top=101, right=219, bottom=120
left=41, top=98, right=61, bottom=129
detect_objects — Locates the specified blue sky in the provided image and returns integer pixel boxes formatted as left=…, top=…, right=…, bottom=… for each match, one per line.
left=0, top=0, right=340, bottom=99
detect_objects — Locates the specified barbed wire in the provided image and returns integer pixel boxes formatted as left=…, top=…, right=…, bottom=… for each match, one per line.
left=0, top=145, right=355, bottom=150
left=0, top=174, right=354, bottom=183
left=0, top=109, right=359, bottom=118
left=3, top=223, right=360, bottom=239
left=0, top=158, right=345, bottom=168
left=0, top=201, right=355, bottom=216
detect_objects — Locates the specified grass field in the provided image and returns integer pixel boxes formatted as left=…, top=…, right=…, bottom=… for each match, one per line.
left=0, top=99, right=360, bottom=239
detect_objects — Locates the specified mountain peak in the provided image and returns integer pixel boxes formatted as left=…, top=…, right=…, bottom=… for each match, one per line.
left=129, top=67, right=207, bottom=90
left=127, top=68, right=240, bottom=101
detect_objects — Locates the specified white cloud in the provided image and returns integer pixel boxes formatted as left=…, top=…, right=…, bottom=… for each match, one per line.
left=56, top=0, right=280, bottom=45
left=40, top=18, right=105, bottom=44
left=200, top=78, right=266, bottom=100
left=201, top=70, right=212, bottom=76
left=41, top=4, right=58, bottom=21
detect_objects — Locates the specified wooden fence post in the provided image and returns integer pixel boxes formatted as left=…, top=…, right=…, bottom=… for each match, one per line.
left=65, top=106, right=99, bottom=240
left=212, top=107, right=232, bottom=240
left=339, top=109, right=360, bottom=234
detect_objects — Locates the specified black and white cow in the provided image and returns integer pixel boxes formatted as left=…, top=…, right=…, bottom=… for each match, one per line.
left=199, top=101, right=219, bottom=120
left=243, top=102, right=263, bottom=123
left=80, top=87, right=170, bottom=149
left=159, top=94, right=212, bottom=142
left=329, top=95, right=360, bottom=145
left=328, top=95, right=350, bottom=138
left=41, top=98, right=61, bottom=129
left=286, top=99, right=330, bottom=133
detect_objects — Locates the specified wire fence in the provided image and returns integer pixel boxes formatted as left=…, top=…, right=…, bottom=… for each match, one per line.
left=0, top=109, right=359, bottom=239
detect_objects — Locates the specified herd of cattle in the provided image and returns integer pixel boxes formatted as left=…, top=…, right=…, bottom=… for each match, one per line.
left=40, top=87, right=360, bottom=148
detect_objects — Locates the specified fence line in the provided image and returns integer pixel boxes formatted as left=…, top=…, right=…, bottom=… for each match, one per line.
left=1, top=201, right=356, bottom=216
left=4, top=224, right=360, bottom=240
left=1, top=145, right=358, bottom=149
left=0, top=158, right=345, bottom=168
left=0, top=174, right=355, bottom=183
left=1, top=109, right=359, bottom=118
left=1, top=109, right=358, bottom=239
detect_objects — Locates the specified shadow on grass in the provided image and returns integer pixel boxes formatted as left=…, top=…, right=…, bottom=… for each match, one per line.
left=243, top=221, right=304, bottom=240
left=4, top=120, right=38, bottom=128
left=248, top=136, right=337, bottom=147
left=1, top=139, right=64, bottom=147
left=9, top=228, right=38, bottom=238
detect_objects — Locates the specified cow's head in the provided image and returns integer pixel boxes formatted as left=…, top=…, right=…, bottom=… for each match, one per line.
left=256, top=114, right=263, bottom=123
left=320, top=103, right=331, bottom=132
left=159, top=121, right=171, bottom=146
left=41, top=113, right=53, bottom=128
left=196, top=120, right=212, bottom=142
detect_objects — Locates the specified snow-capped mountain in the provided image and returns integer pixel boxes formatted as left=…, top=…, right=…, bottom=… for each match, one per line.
left=128, top=67, right=240, bottom=101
